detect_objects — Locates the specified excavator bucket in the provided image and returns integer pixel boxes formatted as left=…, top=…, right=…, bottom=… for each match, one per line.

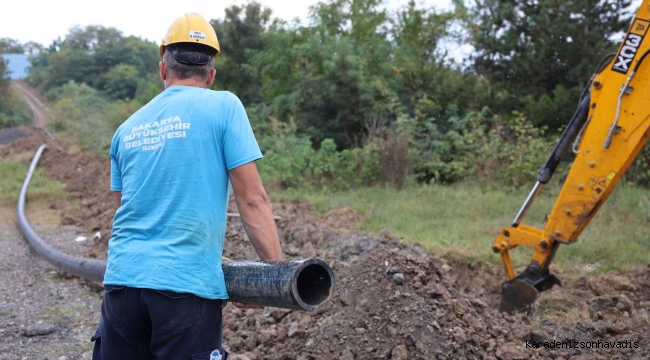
left=499, top=280, right=539, bottom=314
left=499, top=273, right=561, bottom=314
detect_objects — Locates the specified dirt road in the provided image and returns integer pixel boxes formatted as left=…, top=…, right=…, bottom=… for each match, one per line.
left=10, top=81, right=49, bottom=128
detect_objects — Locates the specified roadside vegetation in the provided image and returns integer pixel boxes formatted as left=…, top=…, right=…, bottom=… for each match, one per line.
left=0, top=159, right=68, bottom=206
left=0, top=156, right=71, bottom=229
left=1, top=0, right=649, bottom=274
left=0, top=50, right=31, bottom=127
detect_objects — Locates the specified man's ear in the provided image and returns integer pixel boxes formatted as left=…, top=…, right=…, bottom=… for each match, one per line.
left=205, top=68, right=216, bottom=88
left=159, top=61, right=167, bottom=81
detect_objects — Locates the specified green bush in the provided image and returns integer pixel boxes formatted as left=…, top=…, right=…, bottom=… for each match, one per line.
left=394, top=95, right=482, bottom=184
left=257, top=117, right=386, bottom=191
left=0, top=86, right=31, bottom=128
left=260, top=136, right=384, bottom=191
left=625, top=145, right=650, bottom=187
left=466, top=111, right=557, bottom=188
left=400, top=107, right=558, bottom=188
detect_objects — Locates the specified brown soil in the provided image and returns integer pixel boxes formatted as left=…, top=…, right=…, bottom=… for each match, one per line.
left=2, top=126, right=650, bottom=359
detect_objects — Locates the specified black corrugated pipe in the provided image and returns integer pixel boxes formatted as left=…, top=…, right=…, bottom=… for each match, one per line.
left=18, top=145, right=335, bottom=311
left=223, top=259, right=335, bottom=311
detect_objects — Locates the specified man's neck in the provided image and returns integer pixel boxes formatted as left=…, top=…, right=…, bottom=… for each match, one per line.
left=164, top=77, right=207, bottom=90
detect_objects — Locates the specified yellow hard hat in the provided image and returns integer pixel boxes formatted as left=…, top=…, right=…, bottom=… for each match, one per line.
left=160, top=13, right=220, bottom=59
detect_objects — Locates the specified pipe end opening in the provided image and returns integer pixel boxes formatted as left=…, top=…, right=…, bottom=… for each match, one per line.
left=296, top=263, right=333, bottom=307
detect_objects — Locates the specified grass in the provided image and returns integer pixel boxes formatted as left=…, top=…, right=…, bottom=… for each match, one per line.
left=0, top=158, right=73, bottom=225
left=0, top=86, right=32, bottom=128
left=0, top=159, right=68, bottom=205
left=567, top=184, right=650, bottom=273
left=271, top=182, right=650, bottom=276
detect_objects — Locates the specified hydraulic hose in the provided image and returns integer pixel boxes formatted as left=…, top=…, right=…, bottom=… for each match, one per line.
left=17, top=145, right=335, bottom=311
left=604, top=48, right=650, bottom=149
left=511, top=94, right=591, bottom=226
left=536, top=94, right=591, bottom=184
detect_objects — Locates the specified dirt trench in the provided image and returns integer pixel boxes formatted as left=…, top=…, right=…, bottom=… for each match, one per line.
left=2, top=127, right=650, bottom=360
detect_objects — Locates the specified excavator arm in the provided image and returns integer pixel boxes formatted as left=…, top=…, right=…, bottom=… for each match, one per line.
left=494, top=1, right=650, bottom=313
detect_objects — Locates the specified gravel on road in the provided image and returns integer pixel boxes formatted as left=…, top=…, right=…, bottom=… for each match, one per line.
left=0, top=223, right=101, bottom=360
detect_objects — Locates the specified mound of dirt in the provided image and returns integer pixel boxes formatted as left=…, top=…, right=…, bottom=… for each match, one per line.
left=222, top=203, right=650, bottom=359
left=3, top=126, right=650, bottom=360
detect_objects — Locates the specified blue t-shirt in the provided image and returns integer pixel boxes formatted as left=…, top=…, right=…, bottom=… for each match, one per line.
left=105, top=86, right=262, bottom=299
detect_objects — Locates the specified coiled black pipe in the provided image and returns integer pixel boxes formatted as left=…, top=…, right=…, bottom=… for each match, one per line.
left=17, top=145, right=335, bottom=311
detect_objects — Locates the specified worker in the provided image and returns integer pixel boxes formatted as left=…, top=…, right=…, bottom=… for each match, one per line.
left=91, top=13, right=283, bottom=360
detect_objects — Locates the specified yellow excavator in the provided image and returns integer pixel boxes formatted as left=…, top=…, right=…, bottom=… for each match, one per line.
left=493, top=0, right=650, bottom=313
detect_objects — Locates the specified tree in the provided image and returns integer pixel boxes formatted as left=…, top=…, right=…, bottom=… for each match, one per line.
left=0, top=50, right=9, bottom=98
left=96, top=64, right=139, bottom=100
left=222, top=0, right=466, bottom=149
left=28, top=26, right=158, bottom=99
left=210, top=2, right=273, bottom=104
left=466, top=0, right=633, bottom=129
left=22, top=41, right=44, bottom=55
left=0, top=48, right=31, bottom=128
left=267, top=0, right=394, bottom=147
left=0, top=38, right=24, bottom=54
left=390, top=1, right=470, bottom=128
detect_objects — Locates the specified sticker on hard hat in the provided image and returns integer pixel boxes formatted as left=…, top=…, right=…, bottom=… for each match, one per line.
left=189, top=30, right=207, bottom=40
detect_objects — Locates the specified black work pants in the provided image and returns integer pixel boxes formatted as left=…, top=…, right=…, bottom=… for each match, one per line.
left=92, top=285, right=228, bottom=360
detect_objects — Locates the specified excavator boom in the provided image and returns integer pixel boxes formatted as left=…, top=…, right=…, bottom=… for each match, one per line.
left=494, top=0, right=650, bottom=313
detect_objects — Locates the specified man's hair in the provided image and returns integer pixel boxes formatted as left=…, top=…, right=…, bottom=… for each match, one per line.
left=162, top=43, right=215, bottom=81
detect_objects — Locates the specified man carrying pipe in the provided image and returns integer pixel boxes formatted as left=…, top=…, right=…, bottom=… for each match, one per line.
left=91, top=13, right=283, bottom=360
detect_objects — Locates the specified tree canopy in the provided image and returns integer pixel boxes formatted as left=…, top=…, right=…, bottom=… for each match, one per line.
left=13, top=0, right=645, bottom=185
left=28, top=26, right=159, bottom=100
left=466, top=0, right=633, bottom=128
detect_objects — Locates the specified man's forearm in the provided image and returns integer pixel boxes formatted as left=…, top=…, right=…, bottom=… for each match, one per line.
left=229, top=162, right=283, bottom=260
left=236, top=194, right=282, bottom=260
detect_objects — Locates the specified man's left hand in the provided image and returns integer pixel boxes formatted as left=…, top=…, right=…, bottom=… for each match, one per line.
left=231, top=301, right=263, bottom=309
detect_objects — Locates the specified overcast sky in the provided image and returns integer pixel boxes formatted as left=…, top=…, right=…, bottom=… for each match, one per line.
left=0, top=0, right=454, bottom=47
